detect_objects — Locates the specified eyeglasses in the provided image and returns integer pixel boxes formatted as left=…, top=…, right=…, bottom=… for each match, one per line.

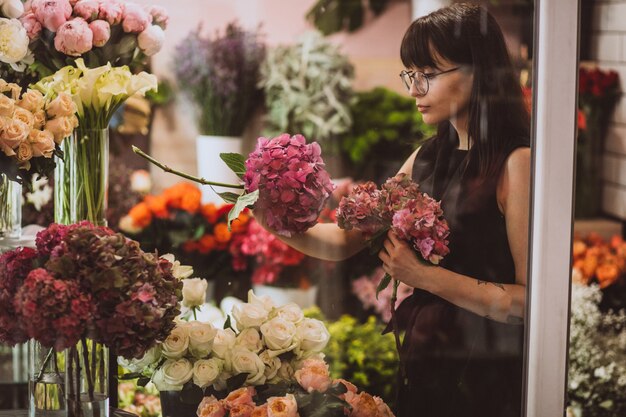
left=399, top=67, right=460, bottom=95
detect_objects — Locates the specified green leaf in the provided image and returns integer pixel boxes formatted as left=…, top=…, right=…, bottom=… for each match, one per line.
left=226, top=373, right=249, bottom=392
left=227, top=190, right=259, bottom=231
left=137, top=377, right=151, bottom=387
left=376, top=273, right=392, bottom=299
left=218, top=192, right=241, bottom=204
left=117, top=372, right=143, bottom=380
left=223, top=316, right=234, bottom=331
left=180, top=381, right=203, bottom=404
left=220, top=153, right=246, bottom=179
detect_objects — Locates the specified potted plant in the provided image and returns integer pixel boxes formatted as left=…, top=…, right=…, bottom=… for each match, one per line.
left=172, top=22, right=266, bottom=204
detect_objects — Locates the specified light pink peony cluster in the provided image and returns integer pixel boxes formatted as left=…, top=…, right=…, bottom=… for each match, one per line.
left=337, top=173, right=450, bottom=264
left=21, top=0, right=167, bottom=57
left=351, top=268, right=414, bottom=322
left=0, top=80, right=77, bottom=171
left=243, top=134, right=336, bottom=237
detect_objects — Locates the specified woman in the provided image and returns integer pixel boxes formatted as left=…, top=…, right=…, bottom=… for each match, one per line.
left=258, top=4, right=530, bottom=417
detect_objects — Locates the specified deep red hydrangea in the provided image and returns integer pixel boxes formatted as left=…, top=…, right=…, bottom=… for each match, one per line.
left=243, top=134, right=335, bottom=237
left=0, top=247, right=38, bottom=346
left=13, top=268, right=93, bottom=351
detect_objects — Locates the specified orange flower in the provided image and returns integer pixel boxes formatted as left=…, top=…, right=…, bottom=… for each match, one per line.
left=582, top=252, right=599, bottom=280
left=214, top=223, right=232, bottom=243
left=163, top=183, right=201, bottom=213
left=596, top=264, right=620, bottom=288
left=230, top=213, right=250, bottom=234
left=201, top=203, right=218, bottom=224
left=572, top=240, right=587, bottom=259
left=144, top=195, right=169, bottom=218
left=128, top=202, right=152, bottom=228
left=197, top=234, right=216, bottom=254
left=178, top=187, right=202, bottom=213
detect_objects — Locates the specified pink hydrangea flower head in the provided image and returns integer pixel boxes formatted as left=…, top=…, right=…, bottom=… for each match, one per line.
left=121, top=2, right=151, bottom=33
left=336, top=181, right=384, bottom=238
left=98, top=0, right=124, bottom=25
left=32, top=0, right=72, bottom=32
left=54, top=17, right=93, bottom=56
left=89, top=19, right=110, bottom=47
left=243, top=134, right=335, bottom=237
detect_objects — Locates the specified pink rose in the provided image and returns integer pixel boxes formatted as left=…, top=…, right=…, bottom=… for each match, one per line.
left=74, top=0, right=100, bottom=21
left=294, top=359, right=331, bottom=393
left=223, top=387, right=256, bottom=409
left=20, top=12, right=42, bottom=39
left=266, top=394, right=298, bottom=417
left=197, top=396, right=226, bottom=417
left=88, top=20, right=110, bottom=47
left=54, top=17, right=93, bottom=56
left=98, top=0, right=123, bottom=25
left=121, top=2, right=150, bottom=33
left=137, top=25, right=163, bottom=56
left=147, top=5, right=167, bottom=29
left=33, top=0, right=72, bottom=32
left=251, top=404, right=269, bottom=417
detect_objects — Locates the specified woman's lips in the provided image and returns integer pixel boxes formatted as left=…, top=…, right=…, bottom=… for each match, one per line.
left=417, top=105, right=430, bottom=112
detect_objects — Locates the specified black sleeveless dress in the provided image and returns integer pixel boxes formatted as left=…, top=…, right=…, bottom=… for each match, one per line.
left=392, top=131, right=529, bottom=417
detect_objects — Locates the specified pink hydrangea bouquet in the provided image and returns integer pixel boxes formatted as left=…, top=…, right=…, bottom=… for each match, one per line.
left=0, top=77, right=78, bottom=185
left=120, top=290, right=394, bottom=417
left=19, top=0, right=167, bottom=74
left=133, top=133, right=336, bottom=237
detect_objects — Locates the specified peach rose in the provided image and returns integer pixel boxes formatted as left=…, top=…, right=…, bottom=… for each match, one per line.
left=197, top=396, right=226, bottom=417
left=229, top=404, right=255, bottom=417
left=46, top=92, right=75, bottom=118
left=32, top=110, right=46, bottom=129
left=346, top=392, right=378, bottom=417
left=18, top=90, right=44, bottom=113
left=267, top=394, right=298, bottom=417
left=333, top=378, right=357, bottom=399
left=251, top=404, right=269, bottom=417
left=0, top=94, right=14, bottom=117
left=0, top=119, right=29, bottom=149
left=223, top=387, right=256, bottom=409
left=13, top=107, right=35, bottom=128
left=294, top=359, right=331, bottom=393
left=16, top=141, right=33, bottom=164
left=29, top=129, right=55, bottom=157
left=45, top=116, right=76, bottom=144
left=373, top=396, right=395, bottom=417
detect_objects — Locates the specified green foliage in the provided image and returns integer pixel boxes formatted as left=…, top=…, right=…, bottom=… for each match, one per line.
left=305, top=308, right=399, bottom=405
left=306, top=0, right=390, bottom=36
left=341, top=87, right=436, bottom=175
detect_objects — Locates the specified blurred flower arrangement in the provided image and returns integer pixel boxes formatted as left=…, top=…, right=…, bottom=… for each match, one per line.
left=351, top=267, right=413, bottom=323
left=21, top=174, right=54, bottom=226
left=567, top=282, right=626, bottom=417
left=119, top=182, right=252, bottom=284
left=119, top=380, right=161, bottom=417
left=172, top=21, right=265, bottom=136
left=21, top=0, right=167, bottom=75
left=120, top=290, right=395, bottom=417
left=260, top=31, right=354, bottom=153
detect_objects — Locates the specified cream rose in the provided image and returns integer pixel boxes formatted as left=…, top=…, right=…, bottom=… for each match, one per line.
left=192, top=358, right=223, bottom=388
left=260, top=317, right=298, bottom=355
left=46, top=92, right=76, bottom=117
left=17, top=89, right=44, bottom=113
left=187, top=321, right=217, bottom=358
left=212, top=328, right=236, bottom=359
left=0, top=94, right=14, bottom=117
left=228, top=347, right=266, bottom=386
left=295, top=318, right=330, bottom=355
left=182, top=278, right=207, bottom=308
left=276, top=360, right=295, bottom=383
left=232, top=302, right=268, bottom=330
left=259, top=350, right=281, bottom=381
left=29, top=129, right=55, bottom=158
left=267, top=394, right=298, bottom=417
left=13, top=107, right=34, bottom=128
left=118, top=345, right=161, bottom=373
left=152, top=359, right=193, bottom=391
left=161, top=326, right=189, bottom=359
left=160, top=254, right=193, bottom=279
left=247, top=290, right=276, bottom=313
left=235, top=328, right=263, bottom=353
left=272, top=303, right=304, bottom=324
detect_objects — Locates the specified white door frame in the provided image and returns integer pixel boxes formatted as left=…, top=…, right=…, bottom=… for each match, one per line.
left=524, top=0, right=579, bottom=416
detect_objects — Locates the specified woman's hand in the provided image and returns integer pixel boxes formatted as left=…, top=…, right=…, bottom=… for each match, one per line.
left=378, top=231, right=437, bottom=290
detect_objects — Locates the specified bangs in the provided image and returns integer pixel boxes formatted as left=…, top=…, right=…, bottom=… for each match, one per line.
left=400, top=20, right=441, bottom=70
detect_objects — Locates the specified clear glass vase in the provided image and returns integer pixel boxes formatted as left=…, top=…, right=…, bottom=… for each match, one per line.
left=68, top=128, right=109, bottom=226
left=29, top=341, right=66, bottom=417
left=54, top=139, right=73, bottom=225
left=0, top=173, right=22, bottom=240
left=66, top=338, right=109, bottom=417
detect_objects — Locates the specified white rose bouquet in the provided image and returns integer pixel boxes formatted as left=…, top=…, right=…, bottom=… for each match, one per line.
left=120, top=290, right=396, bottom=417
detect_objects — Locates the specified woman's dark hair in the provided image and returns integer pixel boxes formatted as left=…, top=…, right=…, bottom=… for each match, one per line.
left=400, top=3, right=530, bottom=179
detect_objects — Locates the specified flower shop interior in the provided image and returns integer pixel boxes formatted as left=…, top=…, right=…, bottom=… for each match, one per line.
left=0, top=0, right=624, bottom=416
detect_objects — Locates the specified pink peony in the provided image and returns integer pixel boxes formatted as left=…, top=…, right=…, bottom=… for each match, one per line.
left=229, top=404, right=255, bottom=417
left=266, top=394, right=298, bottom=417
left=148, top=5, right=167, bottom=29
left=88, top=19, right=110, bottom=47
left=251, top=404, right=269, bottom=417
left=294, top=358, right=331, bottom=393
left=223, top=387, right=256, bottom=409
left=98, top=0, right=124, bottom=25
left=244, top=134, right=335, bottom=237
left=137, top=24, right=164, bottom=56
left=346, top=392, right=379, bottom=417
left=32, top=0, right=72, bottom=32
left=54, top=17, right=93, bottom=56
left=74, top=0, right=101, bottom=21
left=121, top=2, right=150, bottom=33
left=197, top=396, right=226, bottom=417
left=20, top=12, right=42, bottom=39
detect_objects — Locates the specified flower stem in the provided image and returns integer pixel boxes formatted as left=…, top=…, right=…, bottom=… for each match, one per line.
left=390, top=279, right=407, bottom=385
left=132, top=146, right=245, bottom=189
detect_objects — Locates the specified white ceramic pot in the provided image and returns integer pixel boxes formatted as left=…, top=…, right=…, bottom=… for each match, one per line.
left=252, top=284, right=318, bottom=309
left=195, top=135, right=244, bottom=204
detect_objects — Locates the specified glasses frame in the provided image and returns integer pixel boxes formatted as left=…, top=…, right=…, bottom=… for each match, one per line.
left=399, top=67, right=461, bottom=95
